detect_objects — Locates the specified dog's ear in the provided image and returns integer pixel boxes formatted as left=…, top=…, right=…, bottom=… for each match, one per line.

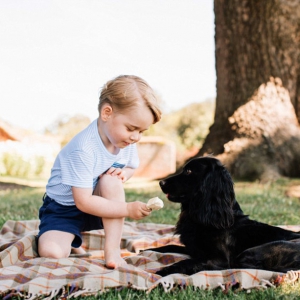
left=189, top=162, right=235, bottom=229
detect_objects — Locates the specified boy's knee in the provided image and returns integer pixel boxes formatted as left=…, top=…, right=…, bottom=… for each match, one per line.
left=38, top=234, right=72, bottom=258
left=98, top=174, right=123, bottom=190
left=38, top=242, right=70, bottom=258
left=95, top=174, right=125, bottom=199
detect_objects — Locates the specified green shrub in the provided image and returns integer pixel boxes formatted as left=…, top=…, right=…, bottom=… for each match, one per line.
left=1, top=152, right=46, bottom=178
left=144, top=100, right=215, bottom=165
left=147, top=101, right=214, bottom=146
left=34, top=156, right=46, bottom=176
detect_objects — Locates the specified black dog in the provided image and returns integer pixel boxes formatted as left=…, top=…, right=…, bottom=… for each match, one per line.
left=152, top=156, right=300, bottom=276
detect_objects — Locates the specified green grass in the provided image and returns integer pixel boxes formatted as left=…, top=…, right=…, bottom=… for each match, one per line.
left=1, top=178, right=300, bottom=299
left=233, top=179, right=300, bottom=225
left=0, top=186, right=44, bottom=227
left=74, top=286, right=300, bottom=299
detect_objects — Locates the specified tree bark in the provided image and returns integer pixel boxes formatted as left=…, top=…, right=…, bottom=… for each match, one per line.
left=198, top=0, right=300, bottom=180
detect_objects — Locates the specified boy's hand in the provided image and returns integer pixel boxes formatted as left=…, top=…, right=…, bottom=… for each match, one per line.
left=102, top=167, right=126, bottom=182
left=127, top=202, right=152, bottom=220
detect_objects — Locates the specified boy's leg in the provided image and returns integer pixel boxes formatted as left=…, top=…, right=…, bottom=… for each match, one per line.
left=94, top=174, right=126, bottom=268
left=38, top=230, right=75, bottom=258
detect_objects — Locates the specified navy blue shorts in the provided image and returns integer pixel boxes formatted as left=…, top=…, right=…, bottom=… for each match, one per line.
left=37, top=194, right=103, bottom=248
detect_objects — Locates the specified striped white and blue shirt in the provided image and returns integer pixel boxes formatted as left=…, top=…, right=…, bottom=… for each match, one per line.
left=46, top=119, right=139, bottom=205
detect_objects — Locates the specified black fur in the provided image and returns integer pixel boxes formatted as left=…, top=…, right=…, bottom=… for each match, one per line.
left=152, top=156, right=300, bottom=276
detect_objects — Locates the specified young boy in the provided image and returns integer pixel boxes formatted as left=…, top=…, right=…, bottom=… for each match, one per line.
left=37, top=75, right=162, bottom=269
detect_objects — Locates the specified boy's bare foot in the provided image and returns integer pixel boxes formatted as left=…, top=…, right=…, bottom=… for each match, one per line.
left=71, top=246, right=86, bottom=255
left=105, top=248, right=127, bottom=269
left=69, top=246, right=92, bottom=257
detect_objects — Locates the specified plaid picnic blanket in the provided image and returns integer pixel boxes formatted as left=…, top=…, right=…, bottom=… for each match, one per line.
left=0, top=220, right=299, bottom=299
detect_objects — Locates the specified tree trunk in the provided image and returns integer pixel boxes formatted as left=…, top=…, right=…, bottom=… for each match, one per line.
left=198, top=0, right=300, bottom=180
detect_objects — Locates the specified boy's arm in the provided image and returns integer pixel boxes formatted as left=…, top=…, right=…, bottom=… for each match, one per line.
left=104, top=167, right=135, bottom=182
left=72, top=181, right=148, bottom=220
left=122, top=167, right=135, bottom=181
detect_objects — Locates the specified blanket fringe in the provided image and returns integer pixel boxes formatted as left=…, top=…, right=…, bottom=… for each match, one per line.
left=42, top=289, right=61, bottom=300
left=283, top=270, right=300, bottom=284
left=3, top=291, right=23, bottom=300
left=146, top=271, right=280, bottom=294
left=260, top=278, right=275, bottom=288
left=0, top=274, right=287, bottom=300
left=147, top=278, right=174, bottom=293
left=2, top=287, right=106, bottom=300
left=66, top=288, right=103, bottom=299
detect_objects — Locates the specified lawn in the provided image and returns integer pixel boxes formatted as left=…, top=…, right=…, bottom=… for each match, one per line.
left=1, top=178, right=300, bottom=299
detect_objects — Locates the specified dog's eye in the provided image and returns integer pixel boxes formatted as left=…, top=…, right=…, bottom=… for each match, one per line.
left=184, top=169, right=192, bottom=175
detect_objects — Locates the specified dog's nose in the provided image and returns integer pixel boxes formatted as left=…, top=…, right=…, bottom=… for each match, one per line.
left=159, top=180, right=166, bottom=187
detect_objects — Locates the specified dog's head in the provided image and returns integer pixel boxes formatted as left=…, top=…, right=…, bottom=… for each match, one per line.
left=159, top=156, right=238, bottom=229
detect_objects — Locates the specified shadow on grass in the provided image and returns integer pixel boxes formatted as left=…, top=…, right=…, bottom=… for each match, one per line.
left=0, top=181, right=30, bottom=191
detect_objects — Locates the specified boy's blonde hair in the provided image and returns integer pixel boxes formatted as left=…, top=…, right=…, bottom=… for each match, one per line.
left=98, top=75, right=161, bottom=123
